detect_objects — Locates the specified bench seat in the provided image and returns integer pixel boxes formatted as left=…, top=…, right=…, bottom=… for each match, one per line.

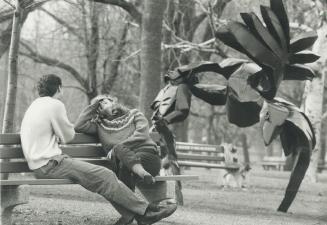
left=1, top=175, right=199, bottom=186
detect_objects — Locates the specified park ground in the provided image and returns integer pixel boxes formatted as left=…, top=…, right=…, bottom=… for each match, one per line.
left=11, top=167, right=327, bottom=225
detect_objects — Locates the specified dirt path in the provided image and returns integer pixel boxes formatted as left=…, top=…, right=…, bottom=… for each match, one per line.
left=11, top=168, right=327, bottom=225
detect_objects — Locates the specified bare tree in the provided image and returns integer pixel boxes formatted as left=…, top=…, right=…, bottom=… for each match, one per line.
left=2, top=0, right=23, bottom=133
left=1, top=0, right=24, bottom=180
left=303, top=24, right=327, bottom=182
left=0, top=0, right=49, bottom=59
left=19, top=1, right=103, bottom=102
left=139, top=0, right=167, bottom=120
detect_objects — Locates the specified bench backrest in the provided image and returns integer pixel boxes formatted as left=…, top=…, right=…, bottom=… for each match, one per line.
left=0, top=133, right=237, bottom=174
left=0, top=133, right=109, bottom=173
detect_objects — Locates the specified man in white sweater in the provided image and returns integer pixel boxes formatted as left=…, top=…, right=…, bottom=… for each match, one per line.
left=20, top=74, right=176, bottom=225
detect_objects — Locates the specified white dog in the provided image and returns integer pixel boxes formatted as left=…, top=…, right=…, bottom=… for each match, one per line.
left=222, top=164, right=251, bottom=189
left=220, top=143, right=251, bottom=189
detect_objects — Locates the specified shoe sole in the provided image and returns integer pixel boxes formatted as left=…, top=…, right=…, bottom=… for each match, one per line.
left=138, top=203, right=177, bottom=225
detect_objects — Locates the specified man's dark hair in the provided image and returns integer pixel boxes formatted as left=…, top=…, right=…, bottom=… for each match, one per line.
left=37, top=74, right=62, bottom=97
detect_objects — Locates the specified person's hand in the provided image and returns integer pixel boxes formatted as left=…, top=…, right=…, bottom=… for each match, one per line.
left=142, top=171, right=155, bottom=185
left=154, top=116, right=168, bottom=128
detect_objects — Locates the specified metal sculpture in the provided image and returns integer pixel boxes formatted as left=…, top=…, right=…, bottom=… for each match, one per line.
left=151, top=0, right=319, bottom=212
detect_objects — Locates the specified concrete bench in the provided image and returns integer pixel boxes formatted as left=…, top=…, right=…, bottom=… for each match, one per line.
left=0, top=133, right=198, bottom=225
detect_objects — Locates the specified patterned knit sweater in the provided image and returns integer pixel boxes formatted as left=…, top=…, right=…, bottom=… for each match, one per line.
left=74, top=102, right=157, bottom=169
left=97, top=109, right=157, bottom=153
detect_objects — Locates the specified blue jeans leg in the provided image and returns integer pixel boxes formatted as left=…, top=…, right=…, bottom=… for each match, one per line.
left=34, top=155, right=148, bottom=220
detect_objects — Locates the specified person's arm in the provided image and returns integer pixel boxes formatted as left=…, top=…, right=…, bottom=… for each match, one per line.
left=163, top=83, right=191, bottom=124
left=74, top=101, right=100, bottom=135
left=51, top=101, right=75, bottom=143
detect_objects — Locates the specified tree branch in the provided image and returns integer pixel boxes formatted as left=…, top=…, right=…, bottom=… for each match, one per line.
left=3, top=0, right=15, bottom=9
left=39, top=7, right=84, bottom=42
left=0, top=0, right=50, bottom=22
left=91, top=0, right=142, bottom=25
left=63, top=85, right=87, bottom=93
left=0, top=9, right=14, bottom=23
left=20, top=41, right=87, bottom=88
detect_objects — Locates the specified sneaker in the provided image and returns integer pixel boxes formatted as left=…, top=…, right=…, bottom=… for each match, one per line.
left=135, top=199, right=177, bottom=225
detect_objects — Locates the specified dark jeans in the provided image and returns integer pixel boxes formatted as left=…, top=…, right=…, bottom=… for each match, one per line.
left=113, top=149, right=168, bottom=203
left=33, top=154, right=148, bottom=220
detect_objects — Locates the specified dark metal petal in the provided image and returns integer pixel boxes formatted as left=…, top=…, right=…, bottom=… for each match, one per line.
left=178, top=61, right=234, bottom=80
left=226, top=91, right=263, bottom=127
left=189, top=84, right=227, bottom=105
left=240, top=12, right=285, bottom=61
left=270, top=0, right=290, bottom=49
left=284, top=64, right=315, bottom=81
left=260, top=6, right=288, bottom=50
left=289, top=50, right=320, bottom=64
left=290, top=31, right=318, bottom=53
left=228, top=22, right=281, bottom=69
left=215, top=25, right=248, bottom=55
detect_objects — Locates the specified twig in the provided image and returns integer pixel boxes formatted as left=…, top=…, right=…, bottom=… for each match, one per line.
left=3, top=0, right=15, bottom=9
left=120, top=49, right=140, bottom=61
left=63, top=85, right=87, bottom=93
left=25, top=0, right=52, bottom=9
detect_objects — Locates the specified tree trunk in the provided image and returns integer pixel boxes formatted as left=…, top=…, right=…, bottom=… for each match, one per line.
left=102, top=23, right=129, bottom=94
left=207, top=108, right=215, bottom=144
left=1, top=51, right=9, bottom=129
left=302, top=24, right=327, bottom=182
left=162, top=0, right=176, bottom=83
left=266, top=144, right=274, bottom=156
left=139, top=0, right=167, bottom=120
left=85, top=1, right=100, bottom=101
left=321, top=123, right=326, bottom=165
left=173, top=118, right=189, bottom=142
left=1, top=0, right=23, bottom=180
left=2, top=1, right=22, bottom=133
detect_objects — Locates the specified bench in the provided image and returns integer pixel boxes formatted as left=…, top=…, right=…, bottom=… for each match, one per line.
left=260, top=156, right=286, bottom=171
left=174, top=142, right=242, bottom=188
left=0, top=133, right=198, bottom=225
left=175, top=142, right=240, bottom=170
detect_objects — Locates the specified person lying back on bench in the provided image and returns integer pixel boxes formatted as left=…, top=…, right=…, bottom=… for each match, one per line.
left=75, top=95, right=174, bottom=209
left=20, top=74, right=176, bottom=225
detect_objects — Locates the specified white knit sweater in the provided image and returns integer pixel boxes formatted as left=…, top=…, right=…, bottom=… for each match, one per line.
left=20, top=97, right=75, bottom=170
